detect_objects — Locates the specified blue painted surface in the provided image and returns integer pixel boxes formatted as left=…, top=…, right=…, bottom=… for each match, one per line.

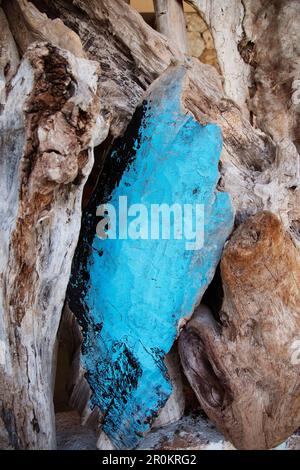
left=68, top=67, right=234, bottom=449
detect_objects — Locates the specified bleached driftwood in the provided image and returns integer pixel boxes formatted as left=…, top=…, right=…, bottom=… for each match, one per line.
left=25, top=0, right=184, bottom=136
left=0, top=7, right=19, bottom=108
left=179, top=212, right=300, bottom=449
left=0, top=42, right=105, bottom=449
left=186, top=0, right=251, bottom=115
left=153, top=0, right=187, bottom=54
left=12, top=0, right=289, bottom=447
left=2, top=0, right=300, bottom=451
left=185, top=1, right=300, bottom=242
left=2, top=0, right=86, bottom=58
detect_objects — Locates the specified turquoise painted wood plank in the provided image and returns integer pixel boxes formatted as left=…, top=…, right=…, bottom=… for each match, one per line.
left=68, top=66, right=234, bottom=449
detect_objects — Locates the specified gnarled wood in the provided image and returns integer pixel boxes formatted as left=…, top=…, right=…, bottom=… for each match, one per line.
left=183, top=0, right=300, bottom=273
left=179, top=212, right=300, bottom=449
left=1, top=0, right=299, bottom=450
left=0, top=43, right=103, bottom=449
left=24, top=1, right=298, bottom=242
left=186, top=0, right=251, bottom=116
left=29, top=0, right=184, bottom=136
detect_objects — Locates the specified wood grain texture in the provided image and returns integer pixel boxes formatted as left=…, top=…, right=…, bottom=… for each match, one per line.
left=2, top=0, right=86, bottom=58
left=153, top=0, right=187, bottom=54
left=0, top=43, right=102, bottom=449
left=179, top=211, right=300, bottom=449
left=0, top=7, right=19, bottom=109
left=29, top=0, right=184, bottom=137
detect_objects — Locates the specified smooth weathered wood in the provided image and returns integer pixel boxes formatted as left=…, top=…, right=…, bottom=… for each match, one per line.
left=11, top=0, right=286, bottom=446
left=0, top=43, right=103, bottom=449
left=186, top=0, right=251, bottom=115
left=0, top=7, right=19, bottom=108
left=2, top=0, right=86, bottom=58
left=179, top=212, right=300, bottom=449
left=154, top=0, right=187, bottom=54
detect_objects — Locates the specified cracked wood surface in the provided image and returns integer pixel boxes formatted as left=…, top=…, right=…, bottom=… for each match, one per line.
left=0, top=43, right=102, bottom=449
left=179, top=212, right=300, bottom=449
left=1, top=0, right=300, bottom=450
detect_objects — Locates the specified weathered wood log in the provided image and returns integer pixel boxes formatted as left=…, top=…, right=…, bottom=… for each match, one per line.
left=152, top=347, right=185, bottom=430
left=2, top=0, right=86, bottom=58
left=0, top=7, right=19, bottom=109
left=28, top=0, right=184, bottom=137
left=15, top=1, right=286, bottom=447
left=179, top=211, right=300, bottom=449
left=153, top=0, right=187, bottom=54
left=187, top=0, right=300, bottom=145
left=2, top=0, right=299, bottom=450
left=0, top=42, right=104, bottom=449
left=25, top=1, right=296, bottom=242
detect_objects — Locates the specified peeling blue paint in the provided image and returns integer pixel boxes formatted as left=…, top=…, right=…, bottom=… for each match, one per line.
left=68, top=67, right=234, bottom=449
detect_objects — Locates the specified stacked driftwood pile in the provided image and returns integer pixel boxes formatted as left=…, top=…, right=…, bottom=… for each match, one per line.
left=1, top=0, right=300, bottom=450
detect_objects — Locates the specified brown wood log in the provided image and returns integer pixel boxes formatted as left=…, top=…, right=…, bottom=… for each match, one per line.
left=153, top=0, right=187, bottom=54
left=179, top=211, right=300, bottom=449
left=0, top=42, right=103, bottom=449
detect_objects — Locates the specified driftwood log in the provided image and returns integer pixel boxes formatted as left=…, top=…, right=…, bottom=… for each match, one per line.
left=179, top=211, right=300, bottom=449
left=0, top=42, right=103, bottom=449
left=0, top=0, right=300, bottom=451
left=153, top=0, right=187, bottom=54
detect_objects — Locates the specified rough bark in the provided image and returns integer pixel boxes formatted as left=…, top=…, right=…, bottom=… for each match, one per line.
left=179, top=212, right=300, bottom=449
left=0, top=42, right=103, bottom=449
left=153, top=0, right=187, bottom=54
